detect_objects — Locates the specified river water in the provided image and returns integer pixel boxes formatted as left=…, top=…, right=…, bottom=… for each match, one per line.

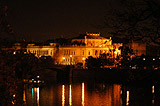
left=23, top=80, right=160, bottom=106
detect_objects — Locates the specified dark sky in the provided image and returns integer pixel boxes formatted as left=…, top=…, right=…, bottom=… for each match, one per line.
left=7, top=0, right=117, bottom=41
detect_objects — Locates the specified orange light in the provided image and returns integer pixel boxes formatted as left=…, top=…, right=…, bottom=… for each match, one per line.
left=13, top=51, right=16, bottom=55
left=152, top=85, right=154, bottom=93
left=82, top=82, right=85, bottom=106
left=62, top=85, right=65, bottom=106
left=82, top=57, right=85, bottom=60
left=126, top=91, right=129, bottom=106
left=62, top=57, right=65, bottom=60
left=69, top=85, right=72, bottom=106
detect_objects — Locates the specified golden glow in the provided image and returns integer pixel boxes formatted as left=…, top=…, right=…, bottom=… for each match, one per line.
left=152, top=85, right=154, bottom=94
left=120, top=90, right=122, bottom=95
left=62, top=57, right=65, bottom=60
left=69, top=85, right=72, bottom=106
left=13, top=94, right=15, bottom=98
left=152, top=85, right=155, bottom=104
left=126, top=91, right=129, bottom=106
left=23, top=87, right=26, bottom=102
left=82, top=57, right=85, bottom=60
left=62, top=85, right=65, bottom=106
left=82, top=82, right=85, bottom=106
left=13, top=51, right=16, bottom=55
left=70, top=55, right=72, bottom=57
left=12, top=101, right=15, bottom=104
left=37, top=87, right=40, bottom=106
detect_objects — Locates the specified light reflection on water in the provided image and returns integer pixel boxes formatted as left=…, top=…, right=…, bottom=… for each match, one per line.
left=24, top=82, right=157, bottom=106
left=82, top=82, right=84, bottom=106
left=25, top=82, right=122, bottom=106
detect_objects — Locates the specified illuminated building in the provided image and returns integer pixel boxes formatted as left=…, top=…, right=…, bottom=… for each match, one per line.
left=27, top=43, right=57, bottom=58
left=57, top=32, right=122, bottom=65
left=27, top=33, right=122, bottom=65
left=129, top=42, right=146, bottom=57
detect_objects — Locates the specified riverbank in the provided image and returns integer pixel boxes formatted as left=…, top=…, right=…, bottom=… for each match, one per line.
left=41, top=67, right=160, bottom=84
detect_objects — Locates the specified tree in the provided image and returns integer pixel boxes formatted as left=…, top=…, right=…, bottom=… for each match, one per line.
left=103, top=0, right=160, bottom=45
left=85, top=56, right=102, bottom=69
left=0, top=0, right=14, bottom=47
left=0, top=1, right=14, bottom=35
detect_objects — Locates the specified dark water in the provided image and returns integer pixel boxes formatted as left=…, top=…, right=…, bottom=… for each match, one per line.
left=24, top=80, right=160, bottom=106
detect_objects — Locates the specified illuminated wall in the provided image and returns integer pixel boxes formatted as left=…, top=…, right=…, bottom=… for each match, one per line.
left=58, top=45, right=116, bottom=65
left=58, top=33, right=122, bottom=65
left=27, top=43, right=56, bottom=58
left=26, top=33, right=122, bottom=65
left=130, top=42, right=146, bottom=57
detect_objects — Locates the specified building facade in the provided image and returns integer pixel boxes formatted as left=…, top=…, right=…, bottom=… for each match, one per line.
left=27, top=43, right=56, bottom=58
left=27, top=33, right=122, bottom=65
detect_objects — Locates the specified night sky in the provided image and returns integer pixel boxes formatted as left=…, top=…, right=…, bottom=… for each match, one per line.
left=7, top=0, right=118, bottom=41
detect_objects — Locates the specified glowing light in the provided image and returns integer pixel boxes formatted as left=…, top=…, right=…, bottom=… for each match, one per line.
left=143, top=58, right=145, bottom=60
left=82, top=82, right=85, bottom=106
left=12, top=101, right=15, bottom=104
left=62, top=85, right=65, bottom=106
left=126, top=91, right=129, bottom=106
left=82, top=57, right=85, bottom=60
left=32, top=88, right=34, bottom=103
left=70, top=55, right=72, bottom=57
left=23, top=86, right=26, bottom=102
left=13, top=51, right=16, bottom=55
left=13, top=94, right=15, bottom=98
left=120, top=90, right=122, bottom=95
left=37, top=76, right=39, bottom=78
left=62, top=57, right=65, bottom=60
left=153, top=58, right=155, bottom=61
left=69, top=85, right=72, bottom=106
left=37, top=87, right=40, bottom=106
left=152, top=85, right=154, bottom=94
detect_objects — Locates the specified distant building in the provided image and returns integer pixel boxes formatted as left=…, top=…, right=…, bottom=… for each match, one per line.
left=27, top=43, right=57, bottom=58
left=26, top=33, right=122, bottom=65
left=129, top=42, right=146, bottom=57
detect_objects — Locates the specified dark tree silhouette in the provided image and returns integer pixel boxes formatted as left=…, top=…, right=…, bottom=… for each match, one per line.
left=0, top=1, right=14, bottom=35
left=103, top=0, right=160, bottom=45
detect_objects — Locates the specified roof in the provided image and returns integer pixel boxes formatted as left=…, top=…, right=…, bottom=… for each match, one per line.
left=72, top=34, right=107, bottom=39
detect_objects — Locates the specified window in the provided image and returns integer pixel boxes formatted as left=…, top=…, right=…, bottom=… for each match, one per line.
left=51, top=50, right=52, bottom=55
left=95, top=50, right=98, bottom=55
left=88, top=51, right=90, bottom=55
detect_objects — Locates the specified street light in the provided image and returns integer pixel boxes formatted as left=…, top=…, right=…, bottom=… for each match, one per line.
left=62, top=57, right=65, bottom=65
left=70, top=55, right=72, bottom=65
left=82, top=57, right=85, bottom=69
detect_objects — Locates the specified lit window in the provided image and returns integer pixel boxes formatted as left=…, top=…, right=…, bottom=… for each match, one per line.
left=88, top=51, right=90, bottom=55
left=95, top=50, right=98, bottom=55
